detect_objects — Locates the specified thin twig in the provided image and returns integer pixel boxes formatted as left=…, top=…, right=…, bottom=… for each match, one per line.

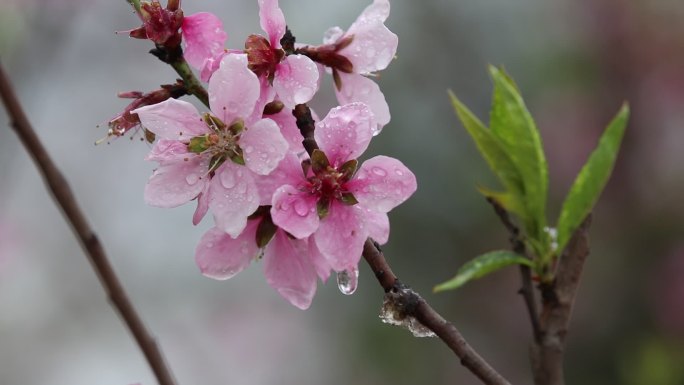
left=531, top=215, right=591, bottom=385
left=362, top=239, right=512, bottom=385
left=487, top=198, right=542, bottom=343
left=0, top=62, right=177, bottom=385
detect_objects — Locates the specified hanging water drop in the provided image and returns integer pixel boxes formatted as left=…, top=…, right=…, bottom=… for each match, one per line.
left=337, top=267, right=359, bottom=295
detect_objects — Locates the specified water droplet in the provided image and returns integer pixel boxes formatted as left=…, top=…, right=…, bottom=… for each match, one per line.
left=337, top=267, right=359, bottom=295
left=394, top=168, right=404, bottom=176
left=220, top=171, right=236, bottom=188
left=372, top=167, right=387, bottom=177
left=237, top=182, right=247, bottom=194
left=244, top=146, right=254, bottom=154
left=206, top=242, right=214, bottom=248
left=185, top=174, right=200, bottom=185
left=294, top=200, right=309, bottom=216
left=278, top=200, right=291, bottom=211
left=365, top=47, right=376, bottom=58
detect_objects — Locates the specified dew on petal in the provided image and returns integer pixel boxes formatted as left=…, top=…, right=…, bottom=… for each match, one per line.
left=244, top=146, right=254, bottom=154
left=186, top=174, right=200, bottom=185
left=337, top=266, right=359, bottom=295
left=294, top=199, right=309, bottom=216
left=220, top=170, right=236, bottom=188
left=371, top=167, right=387, bottom=177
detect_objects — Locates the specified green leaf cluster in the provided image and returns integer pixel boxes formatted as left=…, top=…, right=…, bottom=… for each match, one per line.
left=436, top=66, right=629, bottom=292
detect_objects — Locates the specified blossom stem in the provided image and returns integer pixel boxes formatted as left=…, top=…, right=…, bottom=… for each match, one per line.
left=0, top=62, right=178, bottom=385
left=168, top=56, right=209, bottom=108
left=292, top=103, right=319, bottom=156
left=362, top=238, right=512, bottom=385
left=486, top=197, right=542, bottom=343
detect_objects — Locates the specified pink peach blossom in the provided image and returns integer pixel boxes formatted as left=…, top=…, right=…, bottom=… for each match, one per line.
left=134, top=54, right=288, bottom=236
left=195, top=217, right=331, bottom=309
left=269, top=103, right=416, bottom=272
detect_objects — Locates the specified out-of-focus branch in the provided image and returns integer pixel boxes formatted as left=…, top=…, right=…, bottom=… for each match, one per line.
left=532, top=216, right=591, bottom=385
left=362, top=239, right=512, bottom=385
left=487, top=198, right=542, bottom=343
left=0, top=62, right=177, bottom=385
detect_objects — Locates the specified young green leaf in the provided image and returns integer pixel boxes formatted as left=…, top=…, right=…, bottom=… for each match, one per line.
left=448, top=90, right=525, bottom=198
left=556, top=103, right=629, bottom=252
left=433, top=250, right=534, bottom=292
left=488, top=66, right=549, bottom=240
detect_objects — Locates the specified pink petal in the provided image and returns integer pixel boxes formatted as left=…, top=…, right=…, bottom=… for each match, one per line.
left=195, top=223, right=259, bottom=280
left=258, top=0, right=286, bottom=47
left=255, top=151, right=303, bottom=205
left=355, top=0, right=391, bottom=24
left=270, top=185, right=319, bottom=239
left=340, top=0, right=397, bottom=74
left=314, top=202, right=367, bottom=271
left=240, top=118, right=288, bottom=175
left=314, top=103, right=374, bottom=166
left=273, top=55, right=320, bottom=108
left=347, top=155, right=417, bottom=213
left=335, top=72, right=390, bottom=135
left=192, top=183, right=210, bottom=225
left=208, top=54, right=260, bottom=124
left=263, top=230, right=318, bottom=309
left=266, top=109, right=305, bottom=153
left=133, top=98, right=207, bottom=140
left=323, top=26, right=345, bottom=45
left=146, top=140, right=193, bottom=163
left=247, top=76, right=276, bottom=125
left=363, top=208, right=389, bottom=245
left=182, top=12, right=227, bottom=70
left=308, top=239, right=332, bottom=282
left=208, top=161, right=260, bottom=237
left=144, top=156, right=209, bottom=208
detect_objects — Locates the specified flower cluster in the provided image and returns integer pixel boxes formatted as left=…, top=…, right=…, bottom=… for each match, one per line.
left=120, top=0, right=416, bottom=309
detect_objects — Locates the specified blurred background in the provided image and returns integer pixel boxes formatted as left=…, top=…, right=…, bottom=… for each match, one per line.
left=1, top=0, right=683, bottom=384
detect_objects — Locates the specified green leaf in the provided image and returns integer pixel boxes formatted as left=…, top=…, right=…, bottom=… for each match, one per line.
left=433, top=250, right=534, bottom=292
left=448, top=90, right=525, bottom=198
left=476, top=185, right=526, bottom=218
left=556, top=103, right=629, bottom=252
left=488, top=66, right=549, bottom=240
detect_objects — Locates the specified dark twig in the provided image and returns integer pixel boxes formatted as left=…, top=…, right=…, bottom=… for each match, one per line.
left=487, top=198, right=542, bottom=343
left=531, top=215, right=591, bottom=385
left=292, top=103, right=319, bottom=156
left=149, top=45, right=209, bottom=108
left=362, top=239, right=512, bottom=385
left=0, top=62, right=177, bottom=385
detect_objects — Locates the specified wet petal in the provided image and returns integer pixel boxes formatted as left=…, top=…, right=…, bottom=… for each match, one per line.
left=144, top=156, right=208, bottom=208
left=195, top=222, right=259, bottom=280
left=208, top=54, right=260, bottom=124
left=182, top=12, right=227, bottom=70
left=335, top=72, right=390, bottom=135
left=255, top=151, right=303, bottom=205
left=247, top=76, right=276, bottom=125
left=340, top=0, right=397, bottom=74
left=347, top=155, right=417, bottom=213
left=241, top=118, right=288, bottom=175
left=273, top=55, right=320, bottom=108
left=363, top=208, right=389, bottom=245
left=192, top=183, right=210, bottom=225
left=208, top=162, right=260, bottom=237
left=266, top=109, right=305, bottom=153
left=263, top=230, right=317, bottom=309
left=315, top=102, right=374, bottom=166
left=145, top=140, right=193, bottom=163
left=308, top=239, right=332, bottom=282
left=270, top=185, right=319, bottom=239
left=133, top=98, right=207, bottom=140
left=258, top=0, right=286, bottom=46
left=314, top=202, right=367, bottom=271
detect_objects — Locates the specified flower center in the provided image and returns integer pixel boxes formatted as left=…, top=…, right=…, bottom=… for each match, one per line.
left=187, top=114, right=245, bottom=170
left=303, top=150, right=359, bottom=217
left=244, top=34, right=285, bottom=82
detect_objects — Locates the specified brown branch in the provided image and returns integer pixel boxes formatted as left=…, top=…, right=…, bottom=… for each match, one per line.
left=362, top=239, right=512, bottom=385
left=531, top=215, right=591, bottom=385
left=487, top=198, right=542, bottom=343
left=292, top=103, right=319, bottom=156
left=0, top=62, right=177, bottom=385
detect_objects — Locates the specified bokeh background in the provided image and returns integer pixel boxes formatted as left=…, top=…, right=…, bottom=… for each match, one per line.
left=1, top=0, right=683, bottom=384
